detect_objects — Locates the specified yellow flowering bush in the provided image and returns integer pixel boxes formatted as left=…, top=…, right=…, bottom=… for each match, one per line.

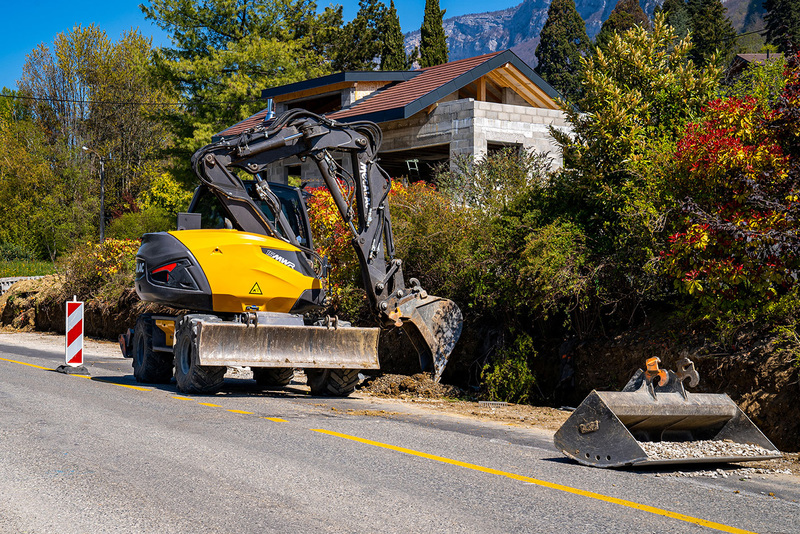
left=61, top=238, right=140, bottom=299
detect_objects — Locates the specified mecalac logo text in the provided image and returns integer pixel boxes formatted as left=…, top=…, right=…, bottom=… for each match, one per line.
left=262, top=248, right=296, bottom=269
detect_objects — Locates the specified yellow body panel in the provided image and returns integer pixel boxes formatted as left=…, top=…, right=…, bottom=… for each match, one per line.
left=169, top=229, right=321, bottom=313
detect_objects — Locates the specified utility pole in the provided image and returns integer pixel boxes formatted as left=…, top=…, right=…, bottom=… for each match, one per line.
left=82, top=146, right=106, bottom=243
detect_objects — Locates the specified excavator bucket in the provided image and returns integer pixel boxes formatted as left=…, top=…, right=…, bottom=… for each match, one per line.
left=554, top=357, right=780, bottom=468
left=396, top=295, right=463, bottom=382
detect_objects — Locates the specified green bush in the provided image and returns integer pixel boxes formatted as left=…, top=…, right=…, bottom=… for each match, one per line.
left=60, top=239, right=139, bottom=300
left=0, top=242, right=36, bottom=261
left=137, top=173, right=193, bottom=215
left=106, top=206, right=174, bottom=239
left=482, top=333, right=538, bottom=404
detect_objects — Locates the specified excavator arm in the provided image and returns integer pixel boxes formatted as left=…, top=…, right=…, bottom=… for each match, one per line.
left=191, top=109, right=462, bottom=380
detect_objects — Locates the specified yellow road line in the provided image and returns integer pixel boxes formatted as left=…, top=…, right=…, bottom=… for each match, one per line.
left=228, top=409, right=254, bottom=415
left=312, top=429, right=756, bottom=534
left=262, top=417, right=288, bottom=423
left=172, top=396, right=194, bottom=401
left=1, top=357, right=151, bottom=391
left=198, top=402, right=222, bottom=408
left=0, top=357, right=53, bottom=370
left=92, top=380, right=151, bottom=392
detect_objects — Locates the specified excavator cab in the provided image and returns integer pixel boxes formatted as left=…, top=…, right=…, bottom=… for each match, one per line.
left=189, top=181, right=314, bottom=251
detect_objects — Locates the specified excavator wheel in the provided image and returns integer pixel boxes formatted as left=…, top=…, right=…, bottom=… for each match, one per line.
left=132, top=315, right=173, bottom=384
left=253, top=367, right=294, bottom=388
left=174, top=315, right=226, bottom=394
left=306, top=369, right=359, bottom=397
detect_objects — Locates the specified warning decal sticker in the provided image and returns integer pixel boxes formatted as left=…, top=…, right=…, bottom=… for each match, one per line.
left=249, top=282, right=263, bottom=295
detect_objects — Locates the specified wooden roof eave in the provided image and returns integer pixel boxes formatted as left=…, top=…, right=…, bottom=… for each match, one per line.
left=402, top=50, right=563, bottom=119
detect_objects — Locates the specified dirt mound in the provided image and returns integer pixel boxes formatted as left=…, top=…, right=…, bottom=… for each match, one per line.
left=0, top=276, right=179, bottom=339
left=359, top=373, right=465, bottom=399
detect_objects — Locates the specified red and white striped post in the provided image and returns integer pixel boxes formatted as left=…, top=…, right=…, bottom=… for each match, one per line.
left=65, top=297, right=84, bottom=367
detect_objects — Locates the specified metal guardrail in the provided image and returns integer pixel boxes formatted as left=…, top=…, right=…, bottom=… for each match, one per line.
left=0, top=276, right=44, bottom=296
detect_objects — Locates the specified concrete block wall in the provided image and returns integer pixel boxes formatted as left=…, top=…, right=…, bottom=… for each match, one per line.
left=378, top=101, right=477, bottom=165
left=380, top=99, right=568, bottom=169
left=472, top=101, right=567, bottom=167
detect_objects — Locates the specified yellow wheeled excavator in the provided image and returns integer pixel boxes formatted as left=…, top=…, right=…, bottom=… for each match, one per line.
left=120, top=109, right=463, bottom=395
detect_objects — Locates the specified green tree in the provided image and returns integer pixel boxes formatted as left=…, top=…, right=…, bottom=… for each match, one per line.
left=332, top=0, right=387, bottom=71
left=380, top=1, right=410, bottom=70
left=534, top=0, right=591, bottom=102
left=0, top=117, right=98, bottom=259
left=655, top=0, right=690, bottom=38
left=725, top=53, right=788, bottom=104
left=764, top=0, right=800, bottom=53
left=419, top=0, right=448, bottom=67
left=0, top=88, right=32, bottom=123
left=549, top=15, right=722, bottom=326
left=686, top=0, right=736, bottom=66
left=595, top=0, right=651, bottom=49
left=19, top=26, right=171, bottom=209
left=141, top=0, right=340, bottom=162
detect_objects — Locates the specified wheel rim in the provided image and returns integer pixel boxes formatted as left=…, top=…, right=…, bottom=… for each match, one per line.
left=178, top=339, right=192, bottom=376
left=134, top=336, right=144, bottom=368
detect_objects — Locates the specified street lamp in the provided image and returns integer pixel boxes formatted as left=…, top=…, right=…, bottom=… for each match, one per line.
left=82, top=146, right=106, bottom=243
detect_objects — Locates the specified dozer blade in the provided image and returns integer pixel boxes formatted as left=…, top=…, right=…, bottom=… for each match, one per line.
left=554, top=357, right=780, bottom=468
left=195, top=320, right=380, bottom=369
left=395, top=295, right=463, bottom=381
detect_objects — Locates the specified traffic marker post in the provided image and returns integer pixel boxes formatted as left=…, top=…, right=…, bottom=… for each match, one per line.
left=57, top=296, right=89, bottom=375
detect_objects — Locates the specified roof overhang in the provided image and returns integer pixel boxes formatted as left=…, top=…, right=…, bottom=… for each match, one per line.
left=261, top=71, right=421, bottom=101
left=330, top=50, right=564, bottom=123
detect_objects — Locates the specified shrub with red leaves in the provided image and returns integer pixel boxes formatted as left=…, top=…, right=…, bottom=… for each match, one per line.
left=663, top=53, right=800, bottom=309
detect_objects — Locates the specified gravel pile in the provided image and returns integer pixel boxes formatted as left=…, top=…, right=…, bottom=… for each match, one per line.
left=655, top=467, right=792, bottom=478
left=640, top=440, right=780, bottom=460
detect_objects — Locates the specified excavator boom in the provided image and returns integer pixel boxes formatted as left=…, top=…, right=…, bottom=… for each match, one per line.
left=190, top=109, right=462, bottom=379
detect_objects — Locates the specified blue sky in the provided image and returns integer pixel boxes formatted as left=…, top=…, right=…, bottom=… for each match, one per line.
left=0, top=0, right=520, bottom=91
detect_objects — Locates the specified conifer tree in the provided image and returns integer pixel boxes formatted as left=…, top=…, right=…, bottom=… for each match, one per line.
left=686, top=0, right=736, bottom=66
left=332, top=0, right=387, bottom=71
left=380, top=1, right=410, bottom=70
left=764, top=0, right=800, bottom=53
left=419, top=0, right=448, bottom=67
left=655, top=0, right=690, bottom=38
left=595, top=0, right=651, bottom=49
left=534, top=0, right=590, bottom=102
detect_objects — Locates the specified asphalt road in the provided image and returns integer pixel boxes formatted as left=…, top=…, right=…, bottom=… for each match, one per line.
left=1, top=332, right=798, bottom=534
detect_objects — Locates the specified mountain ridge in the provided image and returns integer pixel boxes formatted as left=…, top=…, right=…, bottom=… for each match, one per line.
left=404, top=0, right=765, bottom=67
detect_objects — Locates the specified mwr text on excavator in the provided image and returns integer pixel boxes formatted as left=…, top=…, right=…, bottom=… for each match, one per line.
left=120, top=109, right=463, bottom=396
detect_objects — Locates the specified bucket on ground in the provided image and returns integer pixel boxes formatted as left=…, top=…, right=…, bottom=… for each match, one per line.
left=554, top=357, right=780, bottom=468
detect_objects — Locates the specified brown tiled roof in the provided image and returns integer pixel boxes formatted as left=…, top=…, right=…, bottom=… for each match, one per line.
left=215, top=108, right=272, bottom=139
left=734, top=53, right=778, bottom=65
left=327, top=52, right=502, bottom=121
left=213, top=50, right=561, bottom=139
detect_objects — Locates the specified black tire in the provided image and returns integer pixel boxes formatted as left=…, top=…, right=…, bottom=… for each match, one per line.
left=253, top=367, right=294, bottom=388
left=132, top=315, right=173, bottom=384
left=306, top=369, right=360, bottom=397
left=173, top=315, right=226, bottom=394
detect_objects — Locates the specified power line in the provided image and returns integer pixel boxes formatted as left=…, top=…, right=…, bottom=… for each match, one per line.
left=0, top=93, right=264, bottom=107
left=725, top=28, right=769, bottom=42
